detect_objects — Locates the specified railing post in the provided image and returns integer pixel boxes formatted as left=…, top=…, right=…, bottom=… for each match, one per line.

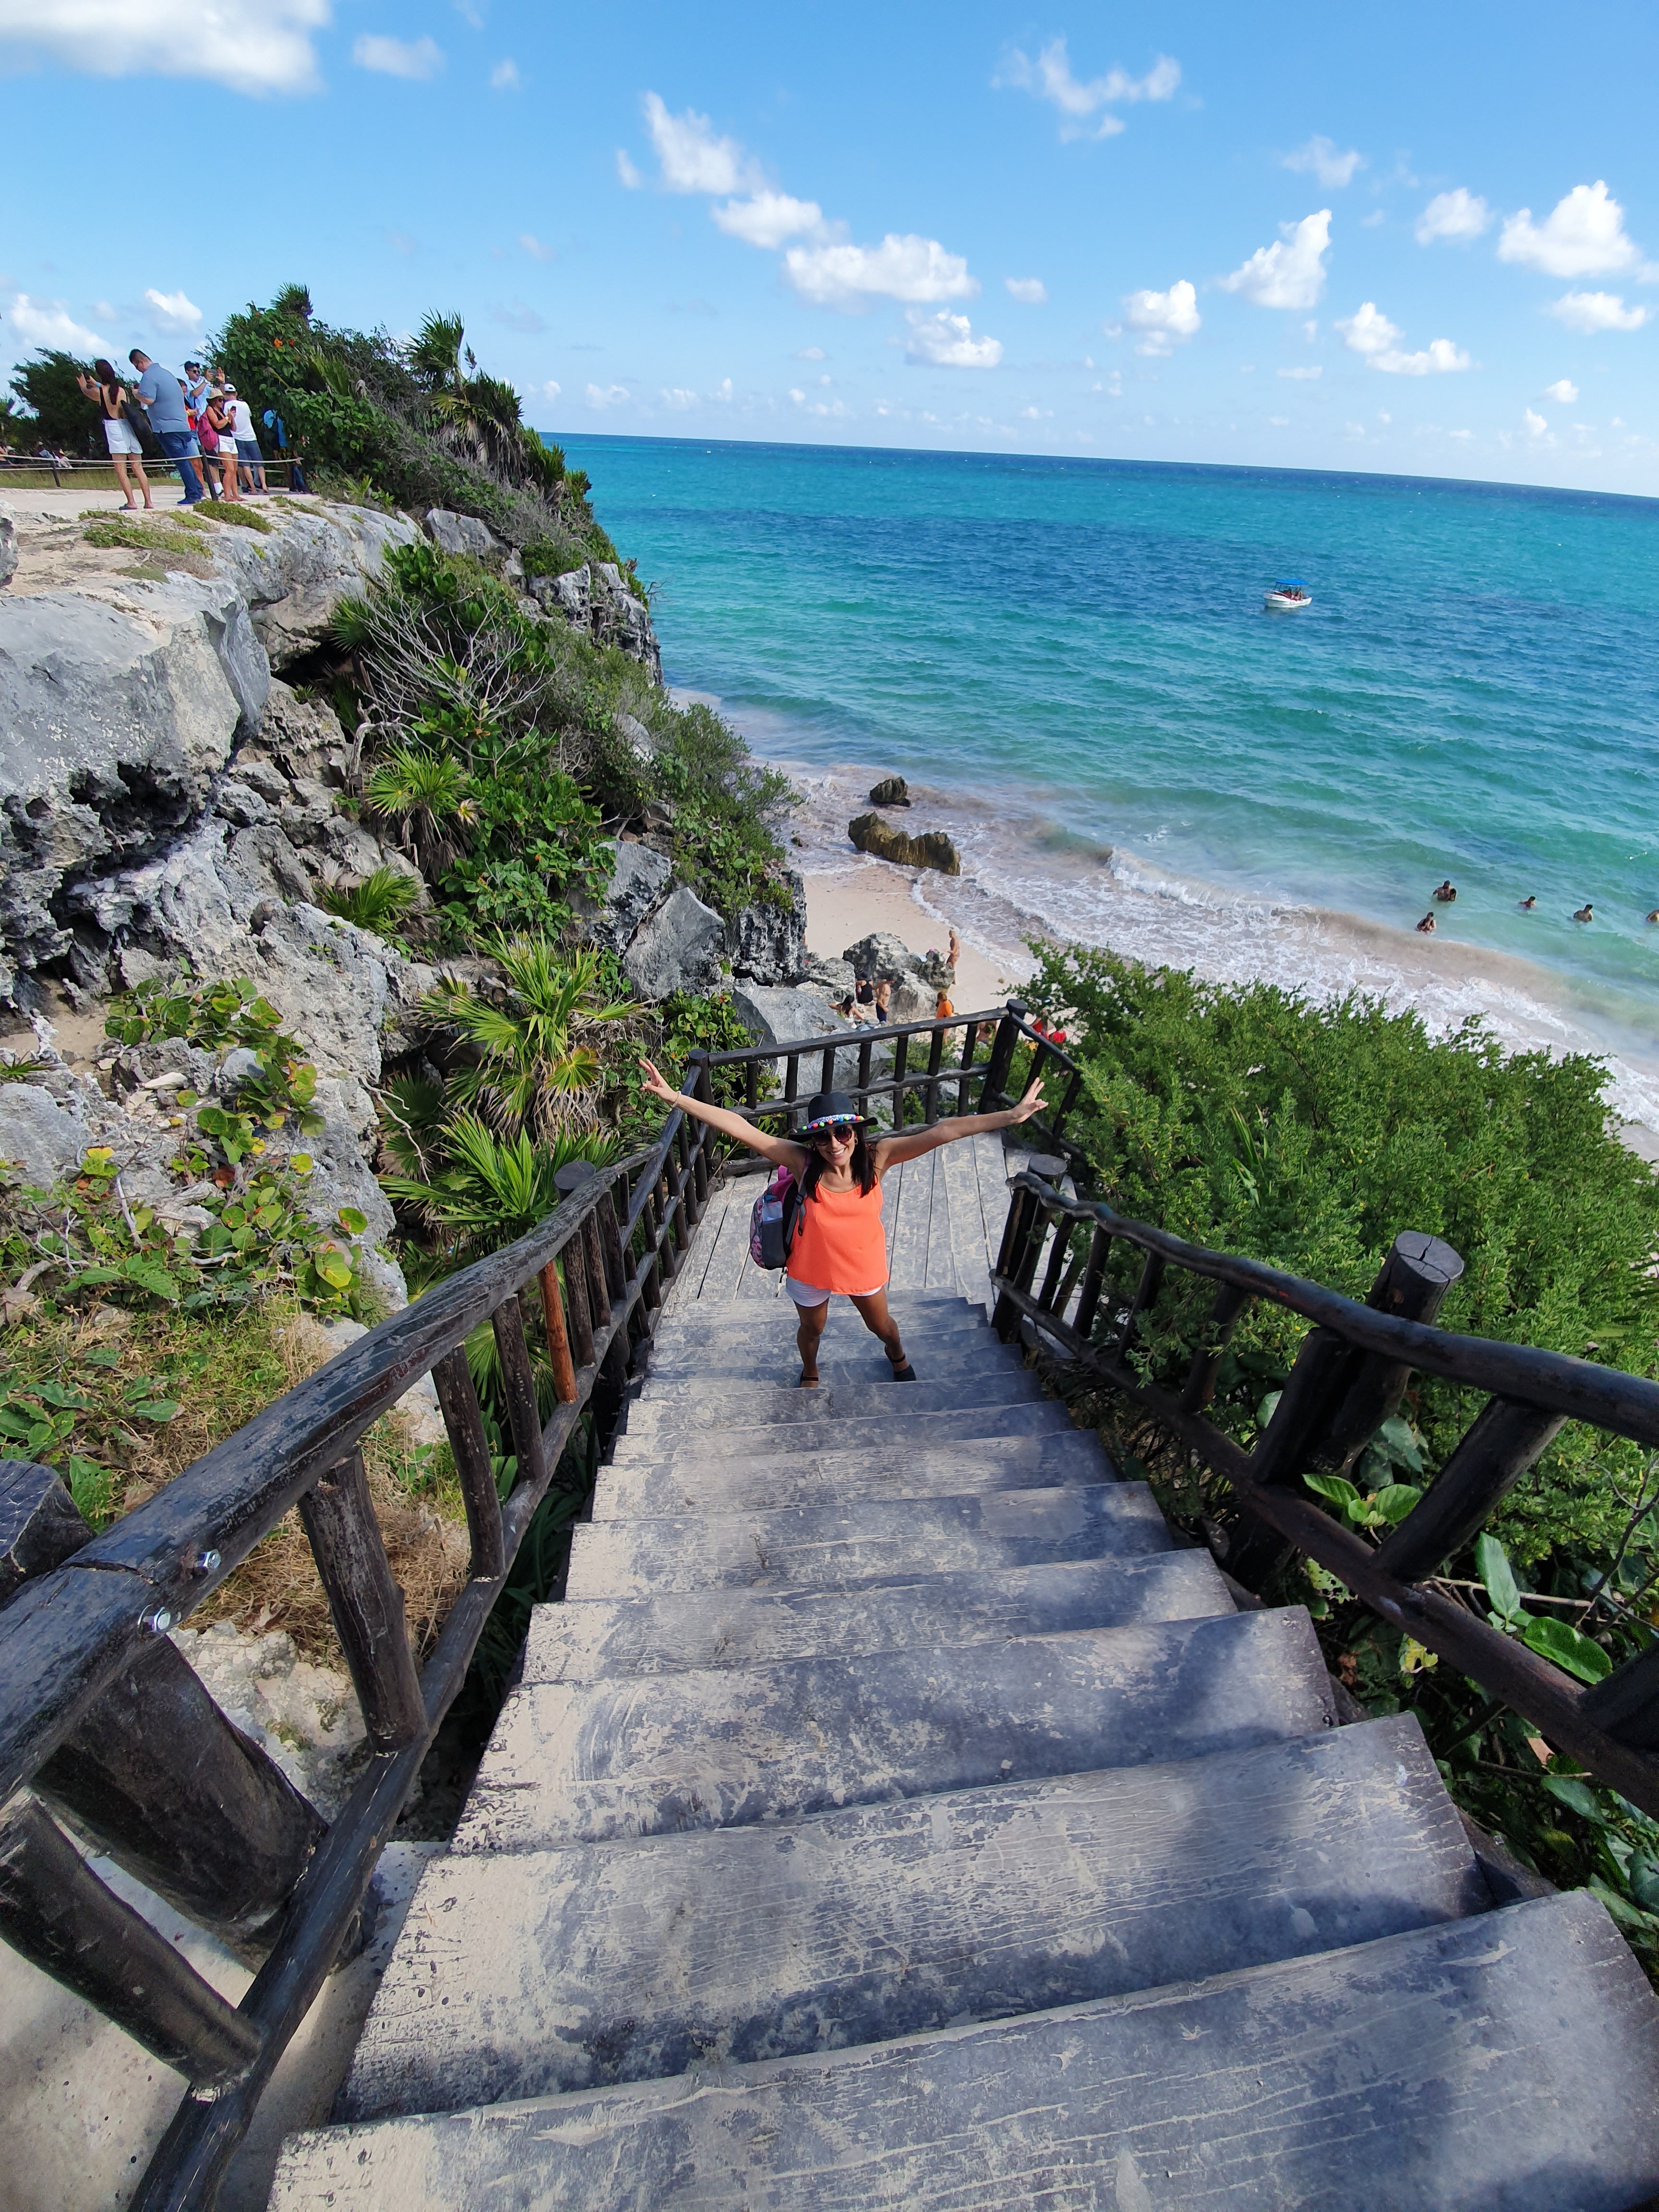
left=820, top=1043, right=836, bottom=1094
left=595, top=1178, right=629, bottom=1302
left=890, top=1033, right=910, bottom=1128
left=1373, top=1397, right=1567, bottom=1586
left=1113, top=1251, right=1166, bottom=1364
left=1051, top=1067, right=1083, bottom=1142
left=1179, top=1282, right=1251, bottom=1414
left=1072, top=1225, right=1113, bottom=1344
left=491, top=1295, right=552, bottom=1494
left=980, top=1000, right=1026, bottom=1110
left=922, top=1023, right=947, bottom=1124
left=686, top=1052, right=713, bottom=1207
left=856, top=1035, right=874, bottom=1118
left=537, top=1260, right=579, bottom=1404
left=783, top=1051, right=800, bottom=1131
left=430, top=1349, right=506, bottom=1581
left=297, top=1449, right=427, bottom=1754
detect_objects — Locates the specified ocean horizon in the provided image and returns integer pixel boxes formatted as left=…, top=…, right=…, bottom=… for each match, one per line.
left=561, top=432, right=1659, bottom=1130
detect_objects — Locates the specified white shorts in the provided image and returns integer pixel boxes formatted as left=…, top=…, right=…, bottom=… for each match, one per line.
left=103, top=418, right=143, bottom=456
left=786, top=1276, right=888, bottom=1308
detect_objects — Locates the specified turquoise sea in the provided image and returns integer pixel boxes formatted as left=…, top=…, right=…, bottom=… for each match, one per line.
left=561, top=434, right=1659, bottom=1127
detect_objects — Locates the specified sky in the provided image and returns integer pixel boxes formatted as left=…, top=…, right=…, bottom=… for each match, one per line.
left=4, top=1, right=1659, bottom=495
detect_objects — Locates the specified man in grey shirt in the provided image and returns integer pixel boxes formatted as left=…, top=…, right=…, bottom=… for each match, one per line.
left=128, top=350, right=204, bottom=503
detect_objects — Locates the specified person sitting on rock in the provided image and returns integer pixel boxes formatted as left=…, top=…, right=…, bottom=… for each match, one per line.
left=935, top=989, right=954, bottom=1020
left=638, top=1065, right=1048, bottom=1387
left=854, top=975, right=874, bottom=1007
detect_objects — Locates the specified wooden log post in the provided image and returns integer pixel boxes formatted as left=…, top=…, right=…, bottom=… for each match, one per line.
left=890, top=1033, right=910, bottom=1128
left=1050, top=1066, right=1084, bottom=1144
left=1038, top=1216, right=1075, bottom=1311
left=0, top=1795, right=263, bottom=2089
left=563, top=1236, right=596, bottom=1370
left=782, top=1051, right=801, bottom=1132
left=1179, top=1282, right=1252, bottom=1415
left=1072, top=1226, right=1114, bottom=1345
left=429, top=1350, right=505, bottom=1582
left=955, top=1020, right=977, bottom=1116
left=990, top=1187, right=1034, bottom=1341
left=686, top=1052, right=713, bottom=1206
left=1374, top=1397, right=1568, bottom=1587
left=820, top=1043, right=837, bottom=1094
left=1582, top=1641, right=1659, bottom=1751
left=980, top=1001, right=1027, bottom=1110
left=922, top=1023, right=947, bottom=1125
left=1114, top=1251, right=1166, bottom=1364
left=537, top=1260, right=579, bottom=1406
left=298, top=1449, right=427, bottom=1755
left=491, top=1297, right=551, bottom=1493
left=2, top=1461, right=325, bottom=1953
left=1312, top=1233, right=1466, bottom=1473
left=856, top=1035, right=874, bottom=1118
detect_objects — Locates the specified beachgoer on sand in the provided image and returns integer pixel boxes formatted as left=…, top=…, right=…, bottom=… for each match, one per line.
left=637, top=1063, right=1048, bottom=1387
left=77, top=360, right=152, bottom=510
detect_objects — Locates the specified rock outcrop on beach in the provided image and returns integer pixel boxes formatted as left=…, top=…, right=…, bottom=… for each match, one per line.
left=868, top=775, right=911, bottom=807
left=848, top=811, right=961, bottom=877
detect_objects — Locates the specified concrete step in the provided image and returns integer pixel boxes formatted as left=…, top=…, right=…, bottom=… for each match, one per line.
left=619, top=1370, right=1045, bottom=1433
left=565, top=1483, right=1172, bottom=1600
left=648, top=1305, right=991, bottom=1354
left=525, top=1551, right=1236, bottom=1683
left=591, top=1431, right=1114, bottom=1518
left=637, top=1345, right=1027, bottom=1397
left=635, top=1356, right=1031, bottom=1406
left=608, top=1398, right=1074, bottom=1467
left=336, top=1714, right=1486, bottom=2116
left=655, top=1291, right=985, bottom=1330
left=273, top=1892, right=1659, bottom=2212
left=450, top=1608, right=1333, bottom=1853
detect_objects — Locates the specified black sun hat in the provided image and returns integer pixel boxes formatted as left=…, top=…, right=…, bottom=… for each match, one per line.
left=801, top=1091, right=870, bottom=1133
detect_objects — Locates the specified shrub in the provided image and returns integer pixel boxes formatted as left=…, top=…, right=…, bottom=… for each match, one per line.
left=317, top=865, right=422, bottom=937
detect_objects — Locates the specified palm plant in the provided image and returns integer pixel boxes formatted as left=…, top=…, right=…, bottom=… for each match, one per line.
left=364, top=747, right=473, bottom=871
left=381, top=1110, right=616, bottom=1262
left=404, top=311, right=563, bottom=499
left=316, top=865, right=421, bottom=936
left=425, top=938, right=643, bottom=1140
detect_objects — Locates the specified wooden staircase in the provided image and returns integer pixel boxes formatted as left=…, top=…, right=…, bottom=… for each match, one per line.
left=270, top=1229, right=1659, bottom=2204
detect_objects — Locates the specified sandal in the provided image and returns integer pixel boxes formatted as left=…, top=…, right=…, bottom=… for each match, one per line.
left=888, top=1359, right=917, bottom=1382
left=798, top=1371, right=821, bottom=1389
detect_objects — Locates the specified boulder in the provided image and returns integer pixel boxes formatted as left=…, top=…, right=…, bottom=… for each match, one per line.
left=0, top=501, right=16, bottom=589
left=802, top=954, right=858, bottom=998
left=0, top=1083, right=86, bottom=1190
left=730, top=871, right=808, bottom=986
left=841, top=932, right=929, bottom=985
left=424, top=510, right=500, bottom=562
left=848, top=813, right=961, bottom=876
left=868, top=775, right=911, bottom=807
left=614, top=711, right=655, bottom=767
left=241, top=679, right=352, bottom=789
left=623, top=885, right=727, bottom=1000
left=729, top=985, right=870, bottom=1096
left=590, top=564, right=662, bottom=684
left=211, top=501, right=419, bottom=672
left=577, top=840, right=672, bottom=957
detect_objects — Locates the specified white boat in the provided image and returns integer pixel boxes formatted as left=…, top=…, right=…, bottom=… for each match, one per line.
left=1265, top=577, right=1312, bottom=612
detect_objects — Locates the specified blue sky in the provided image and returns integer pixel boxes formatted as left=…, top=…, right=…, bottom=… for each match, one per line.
left=5, top=1, right=1658, bottom=494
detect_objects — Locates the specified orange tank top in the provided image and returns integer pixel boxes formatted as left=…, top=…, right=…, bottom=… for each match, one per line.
left=789, top=1177, right=889, bottom=1294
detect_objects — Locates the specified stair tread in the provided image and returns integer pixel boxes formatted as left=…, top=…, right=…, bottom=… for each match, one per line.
left=565, top=1483, right=1171, bottom=1599
left=450, top=1607, right=1334, bottom=1853
left=637, top=1353, right=1026, bottom=1400
left=526, top=1552, right=1235, bottom=1681
left=608, top=1399, right=1073, bottom=1466
left=275, top=1893, right=1659, bottom=2212
left=622, top=1372, right=1044, bottom=1429
left=592, top=1432, right=1113, bottom=1517
left=338, top=1714, right=1485, bottom=2116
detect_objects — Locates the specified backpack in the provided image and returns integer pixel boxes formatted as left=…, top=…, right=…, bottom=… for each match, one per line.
left=749, top=1163, right=803, bottom=1269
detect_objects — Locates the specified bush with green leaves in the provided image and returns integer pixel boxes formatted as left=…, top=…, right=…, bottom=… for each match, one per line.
left=317, top=866, right=422, bottom=938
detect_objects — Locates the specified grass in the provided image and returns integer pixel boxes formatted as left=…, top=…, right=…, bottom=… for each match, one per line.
left=82, top=517, right=211, bottom=565
left=186, top=500, right=275, bottom=534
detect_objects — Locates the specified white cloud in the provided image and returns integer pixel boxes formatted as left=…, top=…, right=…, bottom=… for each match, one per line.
left=642, top=90, right=755, bottom=195
left=712, top=191, right=826, bottom=249
left=661, top=387, right=699, bottom=409
left=0, top=0, right=328, bottom=94
left=519, top=232, right=552, bottom=261
left=6, top=293, right=107, bottom=354
left=788, top=386, right=849, bottom=417
left=615, top=148, right=642, bottom=190
left=1005, top=276, right=1047, bottom=304
left=489, top=57, right=517, bottom=90
left=1123, top=279, right=1199, bottom=356
left=1498, top=181, right=1642, bottom=278
left=795, top=346, right=826, bottom=361
left=1548, top=289, right=1650, bottom=333
left=1524, top=408, right=1551, bottom=438
left=585, top=383, right=630, bottom=409
left=1542, top=378, right=1579, bottom=404
left=785, top=233, right=975, bottom=306
left=144, top=287, right=202, bottom=330
left=1337, top=299, right=1471, bottom=374
left=904, top=310, right=1002, bottom=367
left=353, top=34, right=443, bottom=79
left=1278, top=364, right=1322, bottom=379
left=1219, top=210, right=1332, bottom=310
left=1282, top=136, right=1362, bottom=189
left=996, top=36, right=1179, bottom=142
left=540, top=380, right=561, bottom=403
left=1416, top=188, right=1491, bottom=245
left=1360, top=209, right=1385, bottom=228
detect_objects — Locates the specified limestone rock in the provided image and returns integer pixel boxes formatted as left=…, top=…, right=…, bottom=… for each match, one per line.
left=623, top=885, right=727, bottom=1000
left=869, top=775, right=911, bottom=807
left=848, top=812, right=961, bottom=876
left=614, top=712, right=655, bottom=766
left=729, top=985, right=870, bottom=1094
left=803, top=954, right=858, bottom=998
left=0, top=501, right=16, bottom=589
left=425, top=509, right=501, bottom=563
left=211, top=501, right=419, bottom=672
left=577, top=840, right=672, bottom=957
left=841, top=932, right=929, bottom=985
left=730, top=871, right=808, bottom=986
left=0, top=1083, right=86, bottom=1189
left=532, top=562, right=662, bottom=684
left=244, top=678, right=351, bottom=788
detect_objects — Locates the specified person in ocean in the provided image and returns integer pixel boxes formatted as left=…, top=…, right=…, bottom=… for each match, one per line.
left=637, top=1063, right=1048, bottom=1387
left=1432, top=880, right=1457, bottom=902
left=1574, top=903, right=1594, bottom=923
left=1417, top=913, right=1436, bottom=934
left=1520, top=896, right=1538, bottom=910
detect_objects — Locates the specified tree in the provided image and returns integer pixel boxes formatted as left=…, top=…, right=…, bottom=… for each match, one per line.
left=8, top=349, right=96, bottom=453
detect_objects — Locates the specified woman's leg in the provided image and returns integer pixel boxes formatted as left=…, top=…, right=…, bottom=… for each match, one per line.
left=132, top=455, right=153, bottom=507
left=849, top=1288, right=910, bottom=1372
left=112, top=453, right=137, bottom=507
left=795, top=1296, right=829, bottom=1385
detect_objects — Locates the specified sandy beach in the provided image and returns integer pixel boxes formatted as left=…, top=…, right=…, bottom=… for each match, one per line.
left=799, top=859, right=1026, bottom=1014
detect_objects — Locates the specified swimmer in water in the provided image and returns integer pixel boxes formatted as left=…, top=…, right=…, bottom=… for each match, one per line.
left=1647, top=910, right=1659, bottom=925
left=1416, top=913, right=1436, bottom=934
left=1519, top=896, right=1537, bottom=910
left=1574, top=903, right=1594, bottom=923
left=1432, top=880, right=1457, bottom=902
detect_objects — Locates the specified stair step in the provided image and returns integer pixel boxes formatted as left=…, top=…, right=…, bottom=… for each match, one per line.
left=336, top=1715, right=1485, bottom=2116
left=608, top=1399, right=1073, bottom=1467
left=621, top=1370, right=1044, bottom=1432
left=450, top=1608, right=1333, bottom=1853
left=656, top=1291, right=983, bottom=1330
left=526, top=1551, right=1235, bottom=1682
left=592, top=1431, right=1113, bottom=1517
left=648, top=1306, right=991, bottom=1354
left=565, top=1483, right=1171, bottom=1600
left=637, top=1347, right=1026, bottom=1398
left=273, top=1892, right=1659, bottom=2212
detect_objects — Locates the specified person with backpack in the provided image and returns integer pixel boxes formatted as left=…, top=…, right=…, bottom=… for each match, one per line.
left=637, top=1062, right=1048, bottom=1387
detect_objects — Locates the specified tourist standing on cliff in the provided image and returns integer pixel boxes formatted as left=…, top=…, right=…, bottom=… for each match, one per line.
left=76, top=361, right=152, bottom=510
left=126, top=351, right=204, bottom=504
left=638, top=1062, right=1047, bottom=1387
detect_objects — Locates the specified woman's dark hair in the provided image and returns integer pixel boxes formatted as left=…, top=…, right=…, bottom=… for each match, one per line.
left=93, top=359, right=120, bottom=390
left=800, top=1126, right=877, bottom=1200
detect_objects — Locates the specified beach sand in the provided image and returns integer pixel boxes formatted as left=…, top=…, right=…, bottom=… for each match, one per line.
left=799, top=860, right=1025, bottom=1014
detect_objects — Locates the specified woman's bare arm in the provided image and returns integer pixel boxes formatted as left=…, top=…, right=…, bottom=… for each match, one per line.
left=874, top=1077, right=1048, bottom=1168
left=638, top=1058, right=808, bottom=1171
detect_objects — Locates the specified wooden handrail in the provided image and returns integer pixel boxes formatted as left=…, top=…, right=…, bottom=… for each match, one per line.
left=990, top=1170, right=1659, bottom=1820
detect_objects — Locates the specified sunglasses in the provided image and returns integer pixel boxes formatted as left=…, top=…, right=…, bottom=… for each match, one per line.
left=807, top=1123, right=859, bottom=1145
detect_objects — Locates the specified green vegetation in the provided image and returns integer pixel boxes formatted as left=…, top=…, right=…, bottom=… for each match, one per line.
left=1027, top=941, right=1659, bottom=1965
left=7, top=347, right=101, bottom=453
left=316, top=866, right=422, bottom=938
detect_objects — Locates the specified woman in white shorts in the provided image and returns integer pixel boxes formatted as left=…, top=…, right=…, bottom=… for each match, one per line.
left=79, top=360, right=153, bottom=511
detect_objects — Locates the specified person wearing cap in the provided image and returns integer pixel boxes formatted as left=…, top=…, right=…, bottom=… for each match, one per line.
left=224, top=383, right=266, bottom=492
left=638, top=1062, right=1048, bottom=1388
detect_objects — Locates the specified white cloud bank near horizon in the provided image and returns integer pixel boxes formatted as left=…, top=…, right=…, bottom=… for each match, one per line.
left=0, top=0, right=330, bottom=93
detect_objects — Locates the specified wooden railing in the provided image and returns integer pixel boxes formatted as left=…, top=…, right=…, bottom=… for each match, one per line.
left=991, top=1173, right=1659, bottom=1820
left=0, top=1071, right=723, bottom=2212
